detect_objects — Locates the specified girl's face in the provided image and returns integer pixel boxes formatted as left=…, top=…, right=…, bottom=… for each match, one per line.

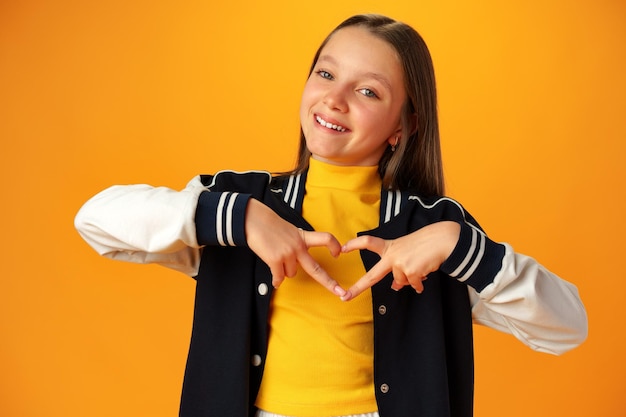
left=300, top=26, right=407, bottom=167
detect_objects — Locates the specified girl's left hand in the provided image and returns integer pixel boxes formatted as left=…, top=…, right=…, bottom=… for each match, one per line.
left=339, top=221, right=461, bottom=301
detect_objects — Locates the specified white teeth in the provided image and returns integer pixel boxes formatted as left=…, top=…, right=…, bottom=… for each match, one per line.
left=316, top=115, right=346, bottom=132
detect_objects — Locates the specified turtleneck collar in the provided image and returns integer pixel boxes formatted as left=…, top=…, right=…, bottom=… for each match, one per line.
left=307, top=157, right=381, bottom=193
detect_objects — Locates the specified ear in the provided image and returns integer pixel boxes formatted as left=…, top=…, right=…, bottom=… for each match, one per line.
left=387, top=134, right=400, bottom=147
left=387, top=124, right=404, bottom=147
left=386, top=112, right=418, bottom=146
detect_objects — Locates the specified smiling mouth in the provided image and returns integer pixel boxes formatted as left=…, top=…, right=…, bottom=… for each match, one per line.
left=316, top=115, right=347, bottom=132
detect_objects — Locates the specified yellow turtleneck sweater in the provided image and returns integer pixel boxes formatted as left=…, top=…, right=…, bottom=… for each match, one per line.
left=255, top=158, right=381, bottom=416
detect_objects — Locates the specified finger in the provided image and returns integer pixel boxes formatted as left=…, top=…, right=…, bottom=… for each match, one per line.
left=390, top=267, right=409, bottom=291
left=302, top=230, right=342, bottom=257
left=297, top=250, right=346, bottom=298
left=283, top=257, right=299, bottom=278
left=270, top=263, right=286, bottom=288
left=342, top=235, right=387, bottom=256
left=342, top=259, right=391, bottom=301
left=410, top=279, right=424, bottom=294
left=408, top=273, right=429, bottom=294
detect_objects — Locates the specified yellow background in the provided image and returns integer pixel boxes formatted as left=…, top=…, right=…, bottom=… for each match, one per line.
left=1, top=0, right=624, bottom=416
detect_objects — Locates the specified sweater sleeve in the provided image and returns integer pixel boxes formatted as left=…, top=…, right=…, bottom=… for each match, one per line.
left=74, top=176, right=251, bottom=276
left=467, top=244, right=588, bottom=355
left=440, top=222, right=588, bottom=355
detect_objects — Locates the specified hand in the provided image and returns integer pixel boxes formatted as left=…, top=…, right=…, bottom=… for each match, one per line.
left=244, top=199, right=346, bottom=297
left=340, top=221, right=461, bottom=301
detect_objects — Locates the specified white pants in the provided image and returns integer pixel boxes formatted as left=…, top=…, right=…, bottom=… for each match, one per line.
left=256, top=411, right=379, bottom=417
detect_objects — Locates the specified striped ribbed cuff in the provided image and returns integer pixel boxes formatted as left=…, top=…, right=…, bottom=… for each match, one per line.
left=195, top=191, right=251, bottom=247
left=440, top=223, right=505, bottom=292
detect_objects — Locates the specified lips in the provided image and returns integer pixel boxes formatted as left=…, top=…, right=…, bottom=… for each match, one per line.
left=315, top=115, right=347, bottom=132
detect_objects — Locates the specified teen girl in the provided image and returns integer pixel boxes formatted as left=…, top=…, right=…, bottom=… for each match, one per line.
left=75, top=14, right=587, bottom=417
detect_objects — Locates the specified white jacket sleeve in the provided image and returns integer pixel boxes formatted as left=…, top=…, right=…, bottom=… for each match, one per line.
left=74, top=176, right=207, bottom=276
left=469, top=244, right=588, bottom=355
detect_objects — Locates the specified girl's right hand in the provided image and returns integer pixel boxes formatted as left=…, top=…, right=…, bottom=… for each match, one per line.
left=244, top=198, right=347, bottom=298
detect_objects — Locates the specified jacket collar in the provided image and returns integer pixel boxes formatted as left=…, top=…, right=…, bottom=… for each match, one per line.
left=271, top=171, right=409, bottom=227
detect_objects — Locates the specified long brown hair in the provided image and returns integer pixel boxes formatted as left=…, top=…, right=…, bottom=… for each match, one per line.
left=290, top=14, right=445, bottom=196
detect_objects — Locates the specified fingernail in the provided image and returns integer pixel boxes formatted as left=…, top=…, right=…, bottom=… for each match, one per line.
left=334, top=285, right=347, bottom=297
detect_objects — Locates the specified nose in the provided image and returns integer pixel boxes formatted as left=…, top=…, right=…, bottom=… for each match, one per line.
left=323, top=84, right=348, bottom=112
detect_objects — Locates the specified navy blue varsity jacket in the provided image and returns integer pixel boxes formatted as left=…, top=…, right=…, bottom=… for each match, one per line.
left=180, top=169, right=505, bottom=417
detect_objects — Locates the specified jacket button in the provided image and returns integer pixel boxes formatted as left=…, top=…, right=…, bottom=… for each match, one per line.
left=378, top=305, right=387, bottom=315
left=257, top=283, right=269, bottom=296
left=380, top=383, right=389, bottom=393
left=251, top=354, right=262, bottom=367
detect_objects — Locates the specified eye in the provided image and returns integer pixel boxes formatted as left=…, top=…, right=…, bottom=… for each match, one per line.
left=316, top=70, right=333, bottom=80
left=358, top=88, right=379, bottom=99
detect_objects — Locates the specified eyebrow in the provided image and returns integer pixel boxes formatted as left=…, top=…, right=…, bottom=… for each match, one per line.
left=317, top=54, right=393, bottom=91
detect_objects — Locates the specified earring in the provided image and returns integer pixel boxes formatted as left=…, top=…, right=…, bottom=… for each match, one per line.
left=391, top=137, right=399, bottom=152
